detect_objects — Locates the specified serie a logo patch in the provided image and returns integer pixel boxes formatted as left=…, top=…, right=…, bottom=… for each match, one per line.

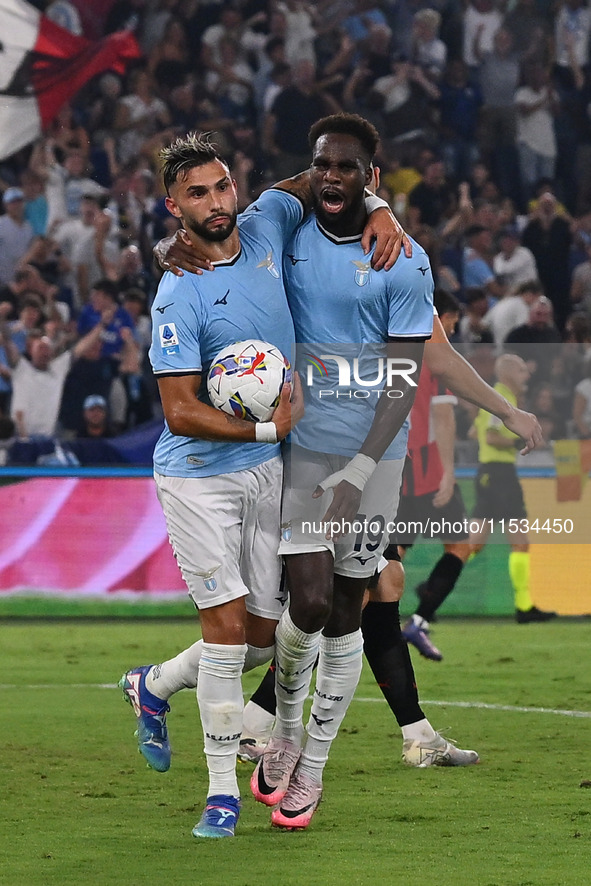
left=159, top=323, right=179, bottom=355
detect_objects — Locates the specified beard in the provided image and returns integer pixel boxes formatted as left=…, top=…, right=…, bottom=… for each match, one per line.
left=185, top=209, right=238, bottom=242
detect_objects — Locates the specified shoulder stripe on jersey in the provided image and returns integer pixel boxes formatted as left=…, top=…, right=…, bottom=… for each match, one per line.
left=388, top=334, right=431, bottom=343
left=154, top=369, right=201, bottom=378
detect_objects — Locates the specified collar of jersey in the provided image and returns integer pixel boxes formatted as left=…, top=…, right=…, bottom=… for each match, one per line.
left=316, top=219, right=363, bottom=245
left=211, top=248, right=242, bottom=267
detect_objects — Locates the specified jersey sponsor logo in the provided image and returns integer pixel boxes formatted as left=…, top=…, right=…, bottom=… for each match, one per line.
left=159, top=323, right=180, bottom=355
left=214, top=289, right=230, bottom=306
left=417, top=266, right=429, bottom=276
left=287, top=254, right=308, bottom=265
left=353, top=554, right=373, bottom=565
left=155, top=302, right=174, bottom=314
left=249, top=204, right=261, bottom=212
left=351, top=259, right=371, bottom=286
left=257, top=250, right=280, bottom=278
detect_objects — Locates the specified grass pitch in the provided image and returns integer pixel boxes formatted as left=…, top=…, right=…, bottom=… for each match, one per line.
left=2, top=618, right=590, bottom=886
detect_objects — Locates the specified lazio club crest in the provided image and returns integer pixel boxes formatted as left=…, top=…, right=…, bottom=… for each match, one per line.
left=201, top=567, right=219, bottom=591
left=352, top=260, right=371, bottom=286
left=257, top=250, right=280, bottom=278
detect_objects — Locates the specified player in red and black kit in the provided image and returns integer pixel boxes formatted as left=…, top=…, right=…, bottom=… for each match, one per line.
left=397, top=291, right=471, bottom=661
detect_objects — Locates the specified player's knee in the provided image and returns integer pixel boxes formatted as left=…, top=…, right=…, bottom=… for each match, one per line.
left=290, top=591, right=332, bottom=632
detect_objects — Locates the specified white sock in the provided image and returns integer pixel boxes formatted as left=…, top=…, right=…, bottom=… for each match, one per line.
left=145, top=641, right=273, bottom=701
left=272, top=609, right=322, bottom=745
left=197, top=642, right=246, bottom=799
left=298, top=629, right=364, bottom=784
left=412, top=613, right=429, bottom=630
left=146, top=641, right=204, bottom=700
left=242, top=701, right=275, bottom=741
left=401, top=718, right=438, bottom=743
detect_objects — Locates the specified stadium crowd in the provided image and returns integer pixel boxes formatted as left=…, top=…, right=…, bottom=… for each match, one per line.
left=2, top=0, right=591, bottom=463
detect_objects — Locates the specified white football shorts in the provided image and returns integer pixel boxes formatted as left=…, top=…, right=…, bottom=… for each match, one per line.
left=278, top=446, right=404, bottom=579
left=155, top=456, right=284, bottom=619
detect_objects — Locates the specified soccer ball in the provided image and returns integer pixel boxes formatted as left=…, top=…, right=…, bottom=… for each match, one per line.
left=207, top=339, right=292, bottom=422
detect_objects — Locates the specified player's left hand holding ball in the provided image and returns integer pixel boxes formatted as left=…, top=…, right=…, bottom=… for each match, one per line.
left=270, top=371, right=304, bottom=440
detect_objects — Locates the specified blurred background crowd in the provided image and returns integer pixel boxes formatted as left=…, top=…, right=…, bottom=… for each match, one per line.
left=2, top=0, right=591, bottom=465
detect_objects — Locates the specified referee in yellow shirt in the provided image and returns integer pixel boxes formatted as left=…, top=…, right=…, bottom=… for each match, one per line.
left=469, top=354, right=557, bottom=623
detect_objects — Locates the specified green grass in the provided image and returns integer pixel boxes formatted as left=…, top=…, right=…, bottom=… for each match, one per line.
left=2, top=619, right=591, bottom=886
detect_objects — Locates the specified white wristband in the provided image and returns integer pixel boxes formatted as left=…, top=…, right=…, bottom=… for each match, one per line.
left=255, top=421, right=278, bottom=444
left=364, top=192, right=390, bottom=214
left=318, top=453, right=377, bottom=493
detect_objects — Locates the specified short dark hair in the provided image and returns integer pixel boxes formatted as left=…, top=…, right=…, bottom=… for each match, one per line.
left=308, top=113, right=379, bottom=163
left=159, top=132, right=228, bottom=195
left=434, top=289, right=461, bottom=317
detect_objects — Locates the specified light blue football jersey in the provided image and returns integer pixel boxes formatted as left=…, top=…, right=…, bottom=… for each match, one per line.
left=284, top=216, right=434, bottom=458
left=150, top=189, right=302, bottom=478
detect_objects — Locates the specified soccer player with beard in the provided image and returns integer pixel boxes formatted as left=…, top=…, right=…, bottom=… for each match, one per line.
left=120, top=132, right=305, bottom=839
left=120, top=129, right=407, bottom=838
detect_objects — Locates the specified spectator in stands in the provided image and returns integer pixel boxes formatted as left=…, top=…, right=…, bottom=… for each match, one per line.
left=7, top=324, right=110, bottom=439
left=77, top=394, right=114, bottom=439
left=22, top=169, right=49, bottom=237
left=514, top=63, right=559, bottom=203
left=8, top=295, right=46, bottom=355
left=476, top=27, right=522, bottom=202
left=554, top=0, right=591, bottom=80
left=457, top=287, right=495, bottom=344
left=200, top=4, right=267, bottom=71
left=411, top=8, right=447, bottom=82
left=77, top=279, right=134, bottom=362
left=263, top=59, right=340, bottom=179
left=0, top=189, right=35, bottom=288
left=521, top=189, right=573, bottom=330
left=113, top=67, right=172, bottom=168
left=30, top=142, right=106, bottom=232
left=492, top=226, right=538, bottom=294
left=504, top=0, right=551, bottom=65
left=505, top=295, right=562, bottom=345
left=205, top=36, right=255, bottom=125
left=369, top=53, right=440, bottom=144
left=483, top=278, right=544, bottom=348
left=0, top=265, right=46, bottom=323
left=462, top=224, right=505, bottom=304
left=407, top=157, right=455, bottom=230
left=438, top=59, right=482, bottom=182
left=463, top=0, right=503, bottom=71
left=146, top=16, right=191, bottom=94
